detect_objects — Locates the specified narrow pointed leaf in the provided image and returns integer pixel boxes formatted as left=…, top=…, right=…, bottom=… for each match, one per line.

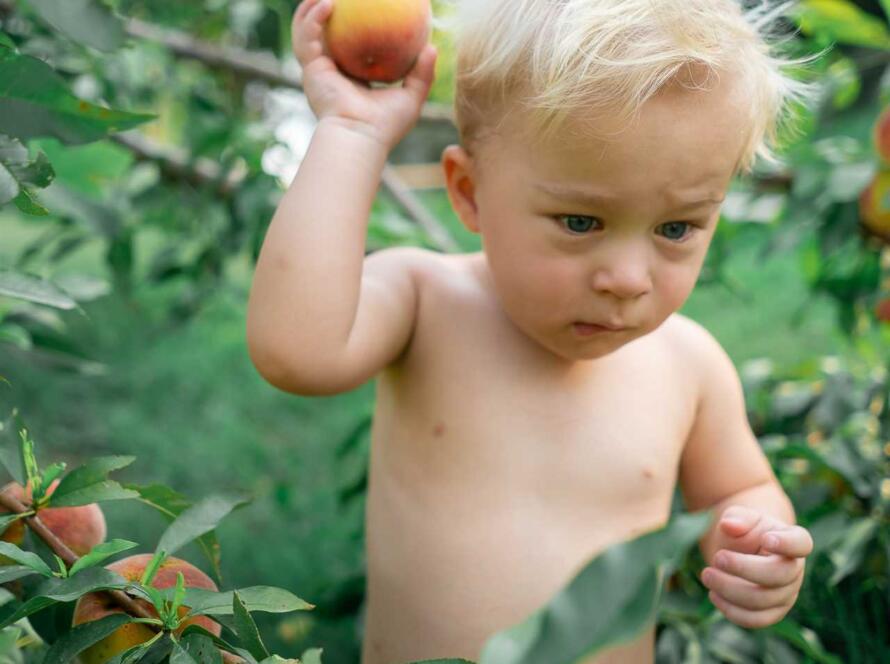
left=180, top=624, right=258, bottom=664
left=20, top=430, right=39, bottom=493
left=69, top=539, right=139, bottom=577
left=0, top=564, right=42, bottom=584
left=0, top=271, right=76, bottom=309
left=0, top=134, right=54, bottom=207
left=49, top=480, right=139, bottom=507
left=51, top=456, right=135, bottom=504
left=156, top=492, right=250, bottom=558
left=140, top=550, right=167, bottom=588
left=0, top=512, right=27, bottom=533
left=177, top=633, right=223, bottom=664
left=480, top=512, right=712, bottom=664
left=0, top=566, right=130, bottom=629
left=0, top=50, right=153, bottom=144
left=126, top=483, right=223, bottom=582
left=38, top=462, right=67, bottom=501
left=171, top=642, right=201, bottom=664
left=0, top=542, right=53, bottom=577
left=40, top=613, right=134, bottom=663
left=233, top=591, right=269, bottom=660
left=177, top=586, right=313, bottom=618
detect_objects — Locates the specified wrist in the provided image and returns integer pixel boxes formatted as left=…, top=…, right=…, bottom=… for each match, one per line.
left=317, top=116, right=393, bottom=153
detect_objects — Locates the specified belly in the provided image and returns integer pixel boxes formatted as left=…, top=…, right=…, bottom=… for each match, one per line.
left=360, top=428, right=675, bottom=664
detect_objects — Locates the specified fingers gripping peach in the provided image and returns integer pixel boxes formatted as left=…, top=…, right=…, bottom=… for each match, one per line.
left=324, top=0, right=432, bottom=83
left=72, top=554, right=221, bottom=664
left=0, top=479, right=106, bottom=558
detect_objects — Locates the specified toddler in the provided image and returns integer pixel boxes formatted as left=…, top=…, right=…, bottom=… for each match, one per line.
left=247, top=0, right=820, bottom=661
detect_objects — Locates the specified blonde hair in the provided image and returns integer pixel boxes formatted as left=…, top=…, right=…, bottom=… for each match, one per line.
left=436, top=0, right=825, bottom=176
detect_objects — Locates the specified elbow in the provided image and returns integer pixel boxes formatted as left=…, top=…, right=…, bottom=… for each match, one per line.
left=245, top=327, right=367, bottom=397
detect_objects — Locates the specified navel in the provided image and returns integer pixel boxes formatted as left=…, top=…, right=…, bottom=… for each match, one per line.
left=432, top=422, right=446, bottom=437
left=642, top=467, right=655, bottom=479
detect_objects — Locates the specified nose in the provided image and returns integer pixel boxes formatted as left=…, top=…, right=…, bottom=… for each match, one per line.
left=588, top=246, right=653, bottom=300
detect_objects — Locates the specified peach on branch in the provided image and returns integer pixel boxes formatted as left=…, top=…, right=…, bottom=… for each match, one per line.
left=877, top=298, right=890, bottom=323
left=0, top=479, right=106, bottom=558
left=72, top=553, right=221, bottom=664
left=324, top=0, right=431, bottom=83
left=859, top=170, right=890, bottom=241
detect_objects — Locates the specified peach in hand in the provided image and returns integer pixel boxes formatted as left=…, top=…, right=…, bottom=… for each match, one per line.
left=72, top=553, right=221, bottom=664
left=324, top=0, right=432, bottom=83
left=0, top=479, right=106, bottom=558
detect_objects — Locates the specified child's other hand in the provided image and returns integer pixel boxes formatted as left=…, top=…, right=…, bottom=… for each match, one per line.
left=700, top=505, right=813, bottom=629
left=291, top=0, right=438, bottom=151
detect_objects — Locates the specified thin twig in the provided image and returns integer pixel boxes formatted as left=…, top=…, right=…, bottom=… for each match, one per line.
left=0, top=490, right=159, bottom=625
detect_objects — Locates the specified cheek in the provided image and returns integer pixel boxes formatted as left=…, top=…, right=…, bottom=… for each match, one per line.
left=656, top=262, right=701, bottom=311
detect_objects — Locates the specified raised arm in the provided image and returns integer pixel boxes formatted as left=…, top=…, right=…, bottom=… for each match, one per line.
left=246, top=0, right=437, bottom=395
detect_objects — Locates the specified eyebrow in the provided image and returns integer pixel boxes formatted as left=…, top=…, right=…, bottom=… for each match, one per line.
left=534, top=183, right=725, bottom=210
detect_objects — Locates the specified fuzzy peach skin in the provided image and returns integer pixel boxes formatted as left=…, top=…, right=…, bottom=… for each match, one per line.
left=0, top=479, right=106, bottom=558
left=72, top=554, right=221, bottom=664
left=323, top=0, right=431, bottom=83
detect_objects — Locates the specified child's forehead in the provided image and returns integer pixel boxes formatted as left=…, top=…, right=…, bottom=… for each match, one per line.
left=478, top=77, right=748, bottom=189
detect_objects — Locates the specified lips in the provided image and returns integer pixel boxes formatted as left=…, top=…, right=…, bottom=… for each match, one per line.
left=573, top=322, right=626, bottom=335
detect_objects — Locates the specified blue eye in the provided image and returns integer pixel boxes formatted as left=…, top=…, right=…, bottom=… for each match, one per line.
left=559, top=215, right=597, bottom=234
left=660, top=222, right=693, bottom=241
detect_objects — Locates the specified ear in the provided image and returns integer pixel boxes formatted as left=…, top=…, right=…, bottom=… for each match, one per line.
left=441, top=144, right=480, bottom=234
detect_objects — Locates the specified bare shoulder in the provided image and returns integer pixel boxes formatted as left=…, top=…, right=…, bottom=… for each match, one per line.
left=657, top=313, right=736, bottom=395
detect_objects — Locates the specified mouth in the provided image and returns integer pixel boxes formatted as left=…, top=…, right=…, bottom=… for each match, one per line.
left=573, top=321, right=627, bottom=336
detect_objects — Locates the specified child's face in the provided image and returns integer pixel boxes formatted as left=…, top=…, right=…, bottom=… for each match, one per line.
left=443, top=74, right=750, bottom=363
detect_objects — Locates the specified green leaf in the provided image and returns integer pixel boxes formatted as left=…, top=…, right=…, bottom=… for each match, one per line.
left=0, top=134, right=54, bottom=206
left=176, top=633, right=222, bottom=664
left=103, top=632, right=169, bottom=664
left=179, top=624, right=257, bottom=664
left=0, top=271, right=76, bottom=309
left=69, top=539, right=139, bottom=577
left=407, top=661, right=474, bottom=664
left=0, top=566, right=130, bottom=629
left=233, top=591, right=269, bottom=660
left=0, top=512, right=27, bottom=533
left=0, top=33, right=15, bottom=50
left=171, top=642, right=201, bottom=664
left=479, top=512, right=712, bottom=664
left=13, top=186, right=49, bottom=215
left=0, top=412, right=23, bottom=484
left=297, top=651, right=325, bottom=664
left=828, top=516, right=878, bottom=585
left=48, top=480, right=139, bottom=508
left=126, top=483, right=224, bottom=583
left=38, top=462, right=67, bottom=501
left=0, top=541, right=53, bottom=577
left=0, top=49, right=153, bottom=144
left=50, top=455, right=137, bottom=507
left=766, top=619, right=844, bottom=664
left=0, top=564, right=43, bottom=584
left=30, top=138, right=132, bottom=199
left=20, top=429, right=39, bottom=497
left=171, top=572, right=187, bottom=615
left=178, top=586, right=314, bottom=618
left=140, top=550, right=168, bottom=588
left=791, top=0, right=890, bottom=50
left=156, top=492, right=250, bottom=559
left=29, top=0, right=126, bottom=52
left=40, top=613, right=134, bottom=664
